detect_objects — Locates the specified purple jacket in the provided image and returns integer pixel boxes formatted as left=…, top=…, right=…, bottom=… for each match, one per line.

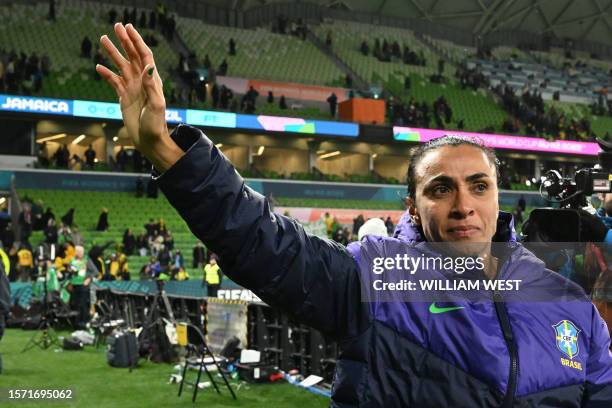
left=157, top=125, right=612, bottom=407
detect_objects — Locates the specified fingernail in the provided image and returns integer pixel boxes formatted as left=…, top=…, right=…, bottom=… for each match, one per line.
left=148, top=67, right=154, bottom=76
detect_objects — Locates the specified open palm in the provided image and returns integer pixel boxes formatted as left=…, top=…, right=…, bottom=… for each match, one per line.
left=96, top=23, right=170, bottom=158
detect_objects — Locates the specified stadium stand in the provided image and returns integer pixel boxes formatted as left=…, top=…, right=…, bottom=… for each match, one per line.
left=314, top=21, right=455, bottom=82
left=176, top=16, right=345, bottom=86
left=0, top=1, right=178, bottom=102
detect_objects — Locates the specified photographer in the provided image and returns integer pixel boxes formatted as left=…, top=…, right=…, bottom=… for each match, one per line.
left=97, top=23, right=612, bottom=407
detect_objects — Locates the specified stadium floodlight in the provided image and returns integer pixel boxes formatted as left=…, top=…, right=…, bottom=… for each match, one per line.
left=319, top=151, right=341, bottom=159
left=72, top=134, right=86, bottom=145
left=38, top=133, right=66, bottom=143
left=257, top=146, right=265, bottom=156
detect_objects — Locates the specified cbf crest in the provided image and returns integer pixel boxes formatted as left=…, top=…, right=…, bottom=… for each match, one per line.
left=553, top=320, right=580, bottom=360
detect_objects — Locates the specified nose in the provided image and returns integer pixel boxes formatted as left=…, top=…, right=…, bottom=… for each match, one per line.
left=450, top=187, right=475, bottom=219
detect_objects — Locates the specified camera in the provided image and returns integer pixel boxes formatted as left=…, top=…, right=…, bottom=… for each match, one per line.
left=523, top=138, right=612, bottom=243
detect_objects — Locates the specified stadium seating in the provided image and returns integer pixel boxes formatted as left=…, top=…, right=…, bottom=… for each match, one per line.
left=385, top=73, right=507, bottom=132
left=0, top=1, right=177, bottom=102
left=176, top=17, right=345, bottom=86
left=420, top=34, right=476, bottom=65
left=313, top=21, right=455, bottom=83
left=18, top=189, right=407, bottom=278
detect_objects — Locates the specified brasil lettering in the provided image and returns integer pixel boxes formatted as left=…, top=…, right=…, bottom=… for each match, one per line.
left=1, top=96, right=70, bottom=113
left=560, top=357, right=583, bottom=371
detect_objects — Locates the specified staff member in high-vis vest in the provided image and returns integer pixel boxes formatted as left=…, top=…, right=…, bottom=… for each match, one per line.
left=69, top=245, right=95, bottom=329
left=204, top=256, right=221, bottom=297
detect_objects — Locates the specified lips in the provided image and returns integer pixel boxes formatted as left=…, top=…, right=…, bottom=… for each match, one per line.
left=448, top=225, right=480, bottom=238
left=448, top=225, right=479, bottom=232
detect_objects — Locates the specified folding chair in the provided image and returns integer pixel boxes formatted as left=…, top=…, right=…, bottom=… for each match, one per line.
left=176, top=322, right=237, bottom=402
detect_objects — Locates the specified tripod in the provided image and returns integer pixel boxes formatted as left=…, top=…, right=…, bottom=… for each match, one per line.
left=22, top=260, right=60, bottom=352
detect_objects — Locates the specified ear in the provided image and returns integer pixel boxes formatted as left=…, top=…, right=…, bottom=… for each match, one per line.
left=406, top=197, right=421, bottom=225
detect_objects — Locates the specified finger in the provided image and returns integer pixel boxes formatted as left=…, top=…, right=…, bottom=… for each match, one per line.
left=142, top=65, right=165, bottom=112
left=125, top=24, right=154, bottom=69
left=115, top=23, right=142, bottom=73
left=100, top=32, right=131, bottom=79
left=96, top=64, right=125, bottom=96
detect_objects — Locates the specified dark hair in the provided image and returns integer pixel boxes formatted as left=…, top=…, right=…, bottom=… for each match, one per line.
left=406, top=135, right=499, bottom=201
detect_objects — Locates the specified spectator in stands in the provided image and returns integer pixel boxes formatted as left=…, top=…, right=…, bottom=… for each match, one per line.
left=360, top=40, right=369, bottom=56
left=384, top=216, right=394, bottom=235
left=219, top=59, right=228, bottom=76
left=122, top=228, right=136, bottom=256
left=60, top=208, right=75, bottom=228
left=145, top=219, right=158, bottom=238
left=96, top=208, right=109, bottom=231
left=324, top=212, right=334, bottom=237
left=229, top=38, right=236, bottom=56
left=204, top=255, right=222, bottom=297
left=93, top=47, right=108, bottom=80
left=116, top=146, right=129, bottom=171
left=54, top=144, right=70, bottom=168
left=48, top=0, right=55, bottom=21
left=149, top=9, right=156, bottom=29
left=122, top=8, right=130, bottom=24
left=41, top=207, right=55, bottom=228
left=136, top=232, right=148, bottom=257
left=267, top=91, right=274, bottom=104
left=118, top=254, right=129, bottom=280
left=404, top=76, right=411, bottom=92
left=17, top=244, right=33, bottom=282
left=352, top=214, right=365, bottom=237
left=18, top=203, right=33, bottom=242
left=84, top=144, right=96, bottom=169
left=192, top=241, right=206, bottom=269
left=135, top=176, right=144, bottom=197
left=391, top=41, right=401, bottom=58
left=138, top=11, right=147, bottom=28
left=37, top=142, right=49, bottom=167
left=332, top=225, right=349, bottom=245
left=279, top=95, right=287, bottom=110
left=81, top=36, right=92, bottom=59
left=163, top=231, right=174, bottom=251
left=327, top=92, right=338, bottom=117
left=345, top=74, right=352, bottom=88
left=108, top=8, right=118, bottom=25
left=171, top=249, right=184, bottom=276
left=44, top=218, right=58, bottom=245
left=325, top=31, right=332, bottom=47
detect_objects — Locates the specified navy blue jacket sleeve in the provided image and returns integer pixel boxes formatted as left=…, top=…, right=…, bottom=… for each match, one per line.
left=154, top=125, right=370, bottom=339
left=583, top=303, right=612, bottom=406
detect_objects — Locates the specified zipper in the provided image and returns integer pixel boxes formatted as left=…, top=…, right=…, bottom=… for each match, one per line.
left=494, top=289, right=518, bottom=408
left=492, top=244, right=519, bottom=408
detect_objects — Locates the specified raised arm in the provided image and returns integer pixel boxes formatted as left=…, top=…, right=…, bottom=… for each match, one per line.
left=97, top=24, right=369, bottom=338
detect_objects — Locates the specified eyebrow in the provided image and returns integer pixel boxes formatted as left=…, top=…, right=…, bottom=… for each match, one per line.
left=425, top=172, right=491, bottom=186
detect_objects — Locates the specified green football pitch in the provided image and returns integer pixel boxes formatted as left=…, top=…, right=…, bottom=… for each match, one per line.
left=0, top=329, right=329, bottom=408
